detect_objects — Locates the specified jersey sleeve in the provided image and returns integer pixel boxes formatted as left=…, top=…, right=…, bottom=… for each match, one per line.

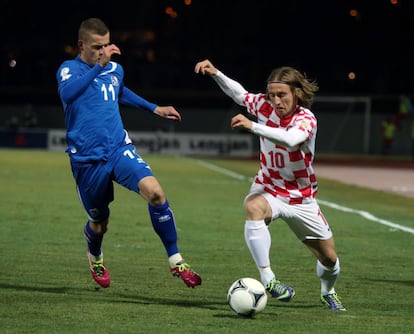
left=119, top=86, right=157, bottom=112
left=57, top=63, right=103, bottom=104
left=250, top=122, right=307, bottom=147
left=250, top=110, right=316, bottom=148
left=212, top=71, right=248, bottom=106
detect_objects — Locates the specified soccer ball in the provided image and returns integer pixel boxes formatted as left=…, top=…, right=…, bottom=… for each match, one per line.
left=227, top=277, right=267, bottom=317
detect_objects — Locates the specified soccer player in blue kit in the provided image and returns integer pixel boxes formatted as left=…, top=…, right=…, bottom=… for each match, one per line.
left=56, top=18, right=201, bottom=289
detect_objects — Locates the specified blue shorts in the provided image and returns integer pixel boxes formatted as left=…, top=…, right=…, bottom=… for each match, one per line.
left=70, top=144, right=154, bottom=222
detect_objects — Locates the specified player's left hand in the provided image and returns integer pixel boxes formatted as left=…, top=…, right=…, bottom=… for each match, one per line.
left=154, top=106, right=182, bottom=121
left=231, top=113, right=252, bottom=130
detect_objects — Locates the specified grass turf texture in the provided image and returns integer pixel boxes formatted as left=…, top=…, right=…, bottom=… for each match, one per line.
left=0, top=149, right=413, bottom=334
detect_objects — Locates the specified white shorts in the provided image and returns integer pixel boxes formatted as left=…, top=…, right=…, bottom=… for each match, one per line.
left=245, top=183, right=333, bottom=241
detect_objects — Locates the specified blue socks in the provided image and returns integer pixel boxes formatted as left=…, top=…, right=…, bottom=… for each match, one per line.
left=84, top=221, right=103, bottom=257
left=84, top=201, right=179, bottom=259
left=148, top=200, right=179, bottom=257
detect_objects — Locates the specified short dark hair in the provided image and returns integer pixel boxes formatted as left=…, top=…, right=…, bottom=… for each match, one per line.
left=78, top=18, right=109, bottom=41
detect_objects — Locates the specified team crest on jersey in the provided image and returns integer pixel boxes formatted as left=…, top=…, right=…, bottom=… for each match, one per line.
left=60, top=67, right=72, bottom=81
left=111, top=76, right=119, bottom=86
left=300, top=120, right=310, bottom=129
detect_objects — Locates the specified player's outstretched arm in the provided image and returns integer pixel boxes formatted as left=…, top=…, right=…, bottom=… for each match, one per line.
left=195, top=59, right=247, bottom=106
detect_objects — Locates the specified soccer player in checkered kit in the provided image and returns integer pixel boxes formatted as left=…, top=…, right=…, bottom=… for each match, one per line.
left=195, top=59, right=346, bottom=311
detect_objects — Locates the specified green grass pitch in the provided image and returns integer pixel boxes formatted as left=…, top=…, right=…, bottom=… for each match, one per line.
left=0, top=149, right=413, bottom=333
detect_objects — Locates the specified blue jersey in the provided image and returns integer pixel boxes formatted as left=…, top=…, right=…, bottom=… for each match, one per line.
left=56, top=55, right=157, bottom=163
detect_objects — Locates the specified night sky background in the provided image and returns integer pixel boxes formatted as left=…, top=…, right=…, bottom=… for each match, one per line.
left=1, top=0, right=414, bottom=105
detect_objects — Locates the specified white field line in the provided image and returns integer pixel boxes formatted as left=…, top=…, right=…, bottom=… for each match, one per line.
left=317, top=199, right=414, bottom=234
left=195, top=159, right=414, bottom=235
left=195, top=160, right=250, bottom=181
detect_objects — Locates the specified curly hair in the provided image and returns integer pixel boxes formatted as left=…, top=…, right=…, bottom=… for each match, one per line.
left=266, top=66, right=319, bottom=109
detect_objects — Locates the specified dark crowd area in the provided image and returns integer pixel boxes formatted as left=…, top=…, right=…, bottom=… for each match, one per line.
left=1, top=0, right=414, bottom=106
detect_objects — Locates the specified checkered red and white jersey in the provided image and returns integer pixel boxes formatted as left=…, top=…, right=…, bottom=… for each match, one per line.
left=243, top=92, right=318, bottom=204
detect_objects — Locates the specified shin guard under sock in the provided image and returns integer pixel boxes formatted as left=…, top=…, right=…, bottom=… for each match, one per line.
left=148, top=200, right=179, bottom=257
left=84, top=221, right=103, bottom=257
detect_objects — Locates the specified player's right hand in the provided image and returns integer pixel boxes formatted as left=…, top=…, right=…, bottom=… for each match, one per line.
left=99, top=44, right=121, bottom=67
left=194, top=59, right=218, bottom=76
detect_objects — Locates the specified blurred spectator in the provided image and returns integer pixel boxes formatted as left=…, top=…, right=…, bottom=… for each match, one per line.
left=380, top=117, right=396, bottom=155
left=399, top=96, right=414, bottom=158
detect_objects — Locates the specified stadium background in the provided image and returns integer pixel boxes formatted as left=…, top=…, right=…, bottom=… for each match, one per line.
left=1, top=0, right=413, bottom=156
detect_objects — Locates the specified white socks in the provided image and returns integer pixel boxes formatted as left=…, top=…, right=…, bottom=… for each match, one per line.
left=244, top=220, right=275, bottom=286
left=245, top=219, right=341, bottom=293
left=316, top=258, right=340, bottom=295
left=168, top=253, right=183, bottom=267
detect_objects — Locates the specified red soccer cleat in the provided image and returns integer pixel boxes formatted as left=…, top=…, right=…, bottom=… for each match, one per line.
left=170, top=262, right=201, bottom=288
left=87, top=251, right=110, bottom=288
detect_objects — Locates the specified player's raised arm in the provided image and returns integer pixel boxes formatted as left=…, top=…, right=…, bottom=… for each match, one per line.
left=195, top=59, right=247, bottom=106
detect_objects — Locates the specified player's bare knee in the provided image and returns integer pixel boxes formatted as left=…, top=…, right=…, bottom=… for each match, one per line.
left=90, top=219, right=109, bottom=234
left=244, top=199, right=267, bottom=219
left=101, top=221, right=109, bottom=233
left=319, top=254, right=337, bottom=267
left=148, top=191, right=166, bottom=207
